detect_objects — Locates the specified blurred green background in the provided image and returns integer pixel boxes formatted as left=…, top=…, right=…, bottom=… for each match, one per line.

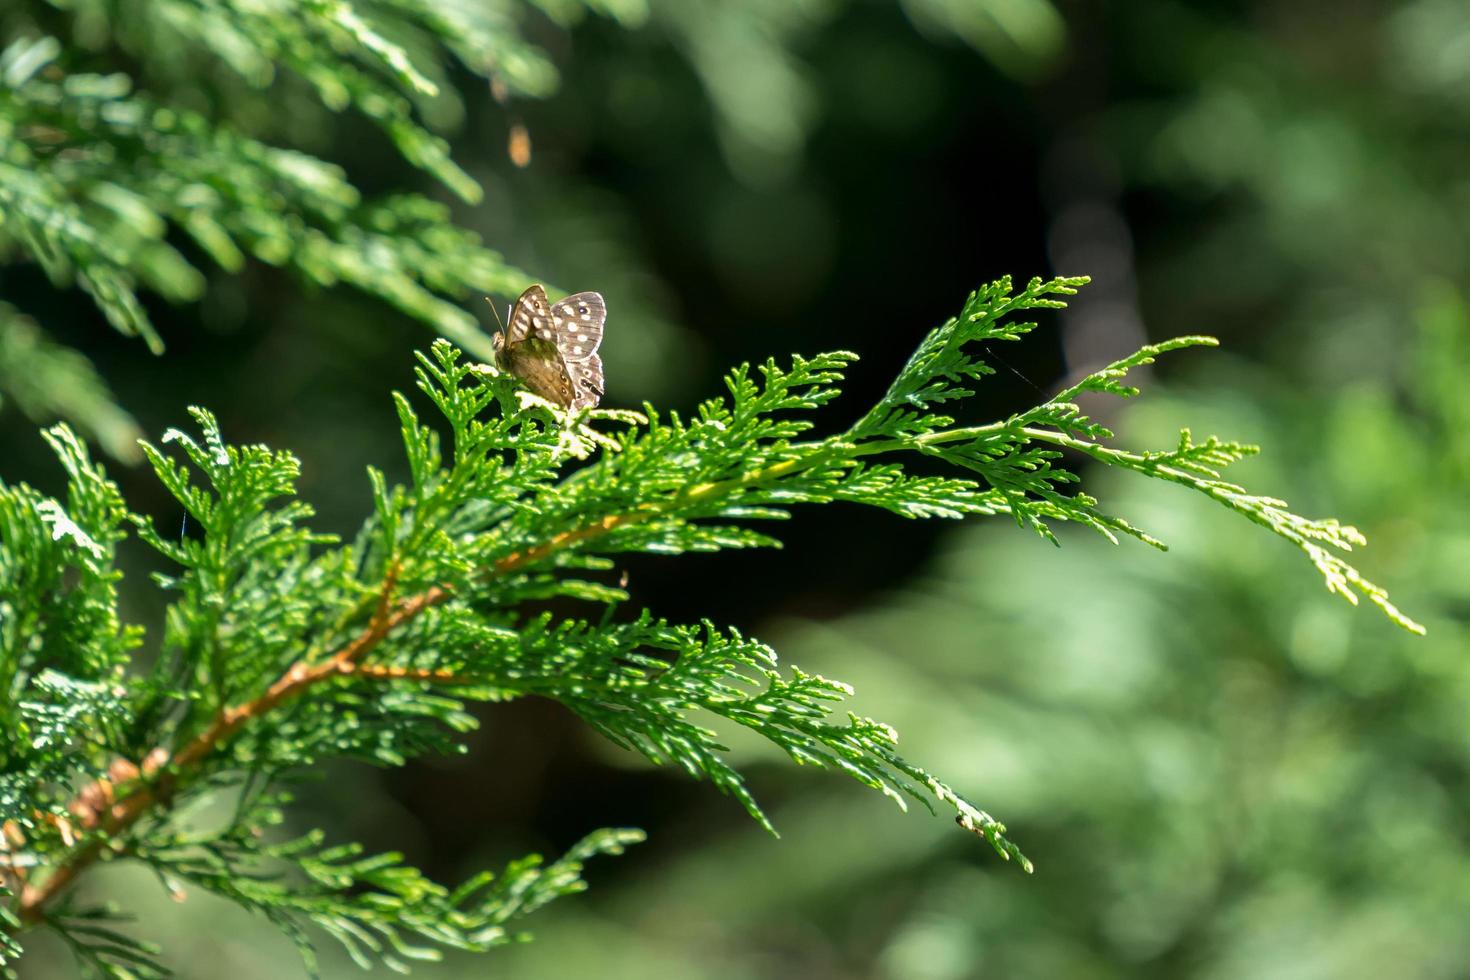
left=5, top=1, right=1465, bottom=977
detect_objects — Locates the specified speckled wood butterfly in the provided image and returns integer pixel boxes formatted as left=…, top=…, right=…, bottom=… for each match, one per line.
left=489, top=284, right=605, bottom=410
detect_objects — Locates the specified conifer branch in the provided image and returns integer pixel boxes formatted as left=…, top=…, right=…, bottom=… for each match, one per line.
left=13, top=576, right=444, bottom=924
left=0, top=275, right=1419, bottom=976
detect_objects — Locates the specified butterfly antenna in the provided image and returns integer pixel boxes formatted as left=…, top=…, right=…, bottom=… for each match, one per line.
left=485, top=295, right=509, bottom=338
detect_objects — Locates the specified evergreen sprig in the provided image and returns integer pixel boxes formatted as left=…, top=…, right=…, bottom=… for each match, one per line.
left=0, top=0, right=647, bottom=354
left=123, top=791, right=642, bottom=978
left=0, top=35, right=526, bottom=360
left=0, top=275, right=1419, bottom=976
left=0, top=1, right=652, bottom=455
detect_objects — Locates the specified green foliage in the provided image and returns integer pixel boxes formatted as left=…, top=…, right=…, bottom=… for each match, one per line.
left=0, top=0, right=1071, bottom=358
left=0, top=275, right=1418, bottom=976
left=0, top=0, right=645, bottom=457
left=0, top=302, right=141, bottom=464
left=1, top=422, right=136, bottom=818
left=0, top=0, right=654, bottom=351
left=0, top=0, right=1073, bottom=458
left=0, top=33, right=525, bottom=360
left=125, top=793, right=641, bottom=978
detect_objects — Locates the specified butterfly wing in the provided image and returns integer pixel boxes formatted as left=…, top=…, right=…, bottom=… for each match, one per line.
left=550, top=290, right=606, bottom=409
left=549, top=292, right=606, bottom=362
left=507, top=284, right=554, bottom=345
left=567, top=353, right=604, bottom=410
left=504, top=342, right=576, bottom=406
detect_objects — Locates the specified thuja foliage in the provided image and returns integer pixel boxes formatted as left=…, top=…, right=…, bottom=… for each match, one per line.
left=0, top=0, right=643, bottom=450
left=0, top=275, right=1420, bottom=976
left=0, top=29, right=526, bottom=358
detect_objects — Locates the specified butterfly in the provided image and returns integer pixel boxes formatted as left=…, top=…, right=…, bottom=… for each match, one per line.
left=490, top=284, right=606, bottom=410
